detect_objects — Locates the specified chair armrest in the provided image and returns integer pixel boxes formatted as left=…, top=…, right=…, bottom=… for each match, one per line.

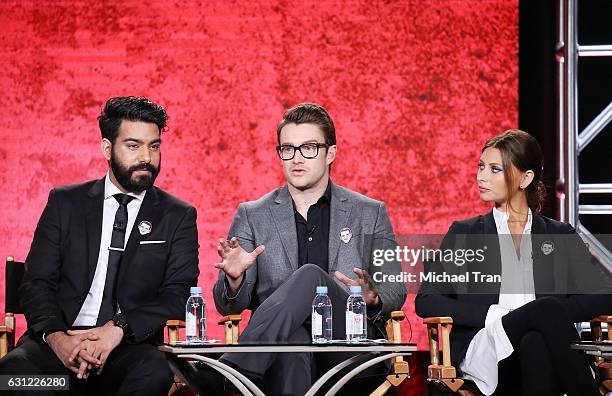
left=389, top=310, right=405, bottom=320
left=219, top=315, right=242, bottom=344
left=590, top=318, right=612, bottom=386
left=423, top=316, right=453, bottom=325
left=166, top=320, right=186, bottom=327
left=165, top=320, right=185, bottom=345
left=385, top=310, right=405, bottom=344
left=218, top=315, right=242, bottom=326
left=0, top=313, right=17, bottom=358
left=382, top=310, right=409, bottom=387
left=423, top=316, right=456, bottom=380
left=0, top=325, right=15, bottom=359
left=590, top=315, right=612, bottom=343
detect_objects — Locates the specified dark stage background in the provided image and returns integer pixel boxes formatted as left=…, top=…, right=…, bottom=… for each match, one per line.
left=0, top=0, right=518, bottom=353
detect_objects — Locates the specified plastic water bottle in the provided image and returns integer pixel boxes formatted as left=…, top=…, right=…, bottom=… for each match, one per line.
left=185, top=286, right=206, bottom=344
left=311, top=286, right=333, bottom=343
left=346, top=285, right=367, bottom=342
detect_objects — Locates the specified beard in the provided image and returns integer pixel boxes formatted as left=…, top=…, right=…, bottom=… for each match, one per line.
left=110, top=150, right=160, bottom=193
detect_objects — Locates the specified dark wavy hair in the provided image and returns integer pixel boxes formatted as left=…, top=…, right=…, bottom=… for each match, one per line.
left=98, top=96, right=168, bottom=143
left=482, top=129, right=547, bottom=214
left=276, top=102, right=336, bottom=146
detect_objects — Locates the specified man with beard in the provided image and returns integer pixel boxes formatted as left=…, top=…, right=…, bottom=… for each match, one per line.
left=0, top=96, right=199, bottom=395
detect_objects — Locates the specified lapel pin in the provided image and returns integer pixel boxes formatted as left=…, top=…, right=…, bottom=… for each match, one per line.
left=340, top=227, right=352, bottom=244
left=138, top=221, right=152, bottom=236
left=541, top=241, right=554, bottom=256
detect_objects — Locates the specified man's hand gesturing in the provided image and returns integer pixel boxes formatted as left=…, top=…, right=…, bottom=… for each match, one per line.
left=214, top=237, right=265, bottom=293
left=335, top=268, right=380, bottom=306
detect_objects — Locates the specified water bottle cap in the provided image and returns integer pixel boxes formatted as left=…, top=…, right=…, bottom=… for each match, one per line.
left=316, top=286, right=328, bottom=294
left=350, top=285, right=362, bottom=293
left=190, top=286, right=202, bottom=294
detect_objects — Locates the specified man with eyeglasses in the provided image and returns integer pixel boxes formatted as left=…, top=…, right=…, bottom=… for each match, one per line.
left=208, top=103, right=406, bottom=395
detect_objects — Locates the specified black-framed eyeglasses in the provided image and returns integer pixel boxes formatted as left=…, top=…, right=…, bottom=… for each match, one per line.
left=275, top=143, right=329, bottom=160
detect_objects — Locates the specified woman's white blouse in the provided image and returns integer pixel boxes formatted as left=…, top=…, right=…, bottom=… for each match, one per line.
left=459, top=207, right=535, bottom=395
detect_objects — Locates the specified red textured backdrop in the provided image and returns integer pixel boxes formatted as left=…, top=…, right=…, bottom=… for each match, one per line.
left=0, top=0, right=517, bottom=360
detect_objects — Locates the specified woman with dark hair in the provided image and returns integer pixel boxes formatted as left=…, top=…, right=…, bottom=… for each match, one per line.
left=415, top=130, right=611, bottom=395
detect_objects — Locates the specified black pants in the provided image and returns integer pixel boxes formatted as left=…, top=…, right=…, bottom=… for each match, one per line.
left=496, top=296, right=599, bottom=396
left=0, top=335, right=174, bottom=395
left=221, top=264, right=387, bottom=396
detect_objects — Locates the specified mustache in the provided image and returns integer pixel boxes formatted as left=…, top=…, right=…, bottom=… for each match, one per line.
left=128, top=163, right=156, bottom=173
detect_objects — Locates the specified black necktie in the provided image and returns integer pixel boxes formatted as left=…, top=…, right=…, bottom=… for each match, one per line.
left=97, top=193, right=134, bottom=325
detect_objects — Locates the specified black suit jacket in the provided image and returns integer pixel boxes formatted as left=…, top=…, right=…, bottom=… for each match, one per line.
left=415, top=210, right=612, bottom=366
left=19, top=178, right=199, bottom=344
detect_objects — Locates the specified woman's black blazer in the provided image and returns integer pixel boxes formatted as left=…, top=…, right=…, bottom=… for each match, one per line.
left=414, top=210, right=612, bottom=366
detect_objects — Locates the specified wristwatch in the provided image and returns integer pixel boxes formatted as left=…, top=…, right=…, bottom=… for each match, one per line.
left=111, top=313, right=131, bottom=336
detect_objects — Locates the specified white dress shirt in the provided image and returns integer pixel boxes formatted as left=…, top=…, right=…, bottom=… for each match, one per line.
left=459, top=207, right=535, bottom=395
left=72, top=173, right=146, bottom=326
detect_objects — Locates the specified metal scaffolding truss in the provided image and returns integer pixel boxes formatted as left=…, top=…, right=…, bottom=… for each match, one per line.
left=557, top=0, right=612, bottom=271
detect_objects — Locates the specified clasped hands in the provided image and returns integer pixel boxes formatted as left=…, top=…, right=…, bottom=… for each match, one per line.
left=214, top=237, right=380, bottom=306
left=46, top=321, right=123, bottom=380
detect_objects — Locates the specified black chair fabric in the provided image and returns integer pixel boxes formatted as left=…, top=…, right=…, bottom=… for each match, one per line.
left=5, top=259, right=25, bottom=314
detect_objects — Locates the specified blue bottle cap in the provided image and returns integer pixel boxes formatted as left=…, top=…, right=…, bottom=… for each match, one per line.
left=316, top=286, right=328, bottom=294
left=190, top=286, right=202, bottom=294
left=350, top=285, right=362, bottom=293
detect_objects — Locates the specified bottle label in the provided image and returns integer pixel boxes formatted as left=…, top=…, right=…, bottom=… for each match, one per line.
left=346, top=312, right=364, bottom=335
left=312, top=310, right=323, bottom=336
left=186, top=312, right=196, bottom=337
